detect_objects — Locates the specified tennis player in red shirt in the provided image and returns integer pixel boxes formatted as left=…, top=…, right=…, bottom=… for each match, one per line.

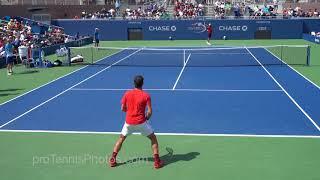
left=207, top=23, right=213, bottom=45
left=109, top=75, right=163, bottom=169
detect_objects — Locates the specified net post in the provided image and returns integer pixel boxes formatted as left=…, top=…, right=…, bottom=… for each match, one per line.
left=306, top=45, right=311, bottom=66
left=280, top=45, right=283, bottom=66
left=183, top=49, right=186, bottom=65
left=91, top=47, right=93, bottom=64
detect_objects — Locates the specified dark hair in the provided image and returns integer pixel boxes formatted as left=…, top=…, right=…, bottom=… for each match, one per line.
left=134, top=75, right=144, bottom=88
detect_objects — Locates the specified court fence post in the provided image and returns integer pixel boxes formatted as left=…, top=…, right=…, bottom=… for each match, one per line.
left=67, top=47, right=71, bottom=66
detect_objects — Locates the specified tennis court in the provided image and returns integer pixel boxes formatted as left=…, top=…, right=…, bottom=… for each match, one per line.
left=1, top=44, right=320, bottom=179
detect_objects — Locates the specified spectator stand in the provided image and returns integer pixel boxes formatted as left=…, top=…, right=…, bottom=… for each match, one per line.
left=303, top=31, right=320, bottom=44
left=0, top=16, right=93, bottom=69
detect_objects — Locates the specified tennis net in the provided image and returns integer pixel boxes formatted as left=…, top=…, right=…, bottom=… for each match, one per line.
left=66, top=45, right=310, bottom=67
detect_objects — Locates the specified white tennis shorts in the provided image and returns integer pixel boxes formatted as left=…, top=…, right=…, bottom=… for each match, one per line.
left=121, top=122, right=154, bottom=137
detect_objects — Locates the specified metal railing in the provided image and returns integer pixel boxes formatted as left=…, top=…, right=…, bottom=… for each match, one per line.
left=0, top=0, right=97, bottom=5
left=58, top=14, right=320, bottom=20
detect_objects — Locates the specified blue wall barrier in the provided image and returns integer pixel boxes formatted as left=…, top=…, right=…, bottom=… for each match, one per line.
left=302, top=19, right=320, bottom=34
left=41, top=37, right=93, bottom=56
left=52, top=19, right=319, bottom=41
left=303, top=33, right=320, bottom=44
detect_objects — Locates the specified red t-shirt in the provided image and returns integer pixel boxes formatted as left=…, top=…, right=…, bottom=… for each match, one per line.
left=207, top=25, right=213, bottom=34
left=121, top=89, right=151, bottom=125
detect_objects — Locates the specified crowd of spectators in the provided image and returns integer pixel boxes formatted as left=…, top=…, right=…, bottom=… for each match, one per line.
left=311, top=31, right=320, bottom=37
left=76, top=0, right=120, bottom=19
left=173, top=0, right=205, bottom=19
left=248, top=4, right=278, bottom=18
left=0, top=17, right=67, bottom=64
left=122, top=3, right=169, bottom=20
left=283, top=7, right=319, bottom=18
left=75, top=0, right=320, bottom=19
left=78, top=2, right=169, bottom=20
left=77, top=7, right=117, bottom=19
left=211, top=1, right=278, bottom=18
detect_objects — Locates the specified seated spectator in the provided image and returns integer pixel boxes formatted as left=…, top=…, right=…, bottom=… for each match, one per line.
left=314, top=9, right=319, bottom=17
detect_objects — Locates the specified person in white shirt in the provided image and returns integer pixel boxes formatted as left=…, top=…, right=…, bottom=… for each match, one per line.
left=20, top=32, right=25, bottom=41
left=314, top=9, right=319, bottom=17
left=18, top=42, right=28, bottom=64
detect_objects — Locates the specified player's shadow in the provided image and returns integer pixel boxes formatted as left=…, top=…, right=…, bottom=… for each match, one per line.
left=0, top=88, right=24, bottom=92
left=159, top=151, right=200, bottom=167
left=0, top=93, right=20, bottom=97
left=0, top=89, right=23, bottom=97
left=116, top=148, right=200, bottom=167
left=18, top=70, right=39, bottom=74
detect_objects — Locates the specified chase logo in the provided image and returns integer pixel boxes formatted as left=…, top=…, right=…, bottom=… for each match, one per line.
left=219, top=25, right=248, bottom=31
left=149, top=26, right=176, bottom=32
left=188, top=22, right=207, bottom=33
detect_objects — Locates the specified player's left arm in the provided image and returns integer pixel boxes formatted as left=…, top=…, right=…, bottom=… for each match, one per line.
left=145, top=96, right=152, bottom=120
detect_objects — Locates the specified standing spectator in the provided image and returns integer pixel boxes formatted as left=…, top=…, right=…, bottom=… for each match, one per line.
left=115, top=0, right=121, bottom=15
left=314, top=9, right=319, bottom=17
left=5, top=37, right=14, bottom=75
left=18, top=41, right=28, bottom=65
left=0, top=38, right=4, bottom=51
left=94, top=28, right=100, bottom=47
left=75, top=32, right=80, bottom=40
left=207, top=23, right=213, bottom=45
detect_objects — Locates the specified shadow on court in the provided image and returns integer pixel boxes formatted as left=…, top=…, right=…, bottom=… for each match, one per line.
left=0, top=89, right=23, bottom=97
left=18, top=70, right=39, bottom=75
left=0, top=93, right=20, bottom=97
left=115, top=148, right=200, bottom=168
left=0, top=88, right=24, bottom=92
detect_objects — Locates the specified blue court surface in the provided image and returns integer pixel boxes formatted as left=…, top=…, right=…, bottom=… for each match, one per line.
left=1, top=46, right=320, bottom=137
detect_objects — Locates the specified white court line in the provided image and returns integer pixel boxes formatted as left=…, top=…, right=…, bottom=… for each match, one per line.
left=0, top=48, right=142, bottom=129
left=172, top=53, right=191, bottom=90
left=70, top=88, right=283, bottom=92
left=137, top=52, right=250, bottom=55
left=0, top=129, right=319, bottom=139
left=264, top=47, right=320, bottom=90
left=246, top=47, right=320, bottom=131
left=0, top=49, right=126, bottom=107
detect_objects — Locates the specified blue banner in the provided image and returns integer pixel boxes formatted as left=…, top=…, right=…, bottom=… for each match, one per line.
left=52, top=19, right=317, bottom=41
left=303, top=33, right=320, bottom=44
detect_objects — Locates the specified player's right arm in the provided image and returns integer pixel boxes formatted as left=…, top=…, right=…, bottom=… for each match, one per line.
left=121, top=104, right=127, bottom=112
left=121, top=92, right=127, bottom=112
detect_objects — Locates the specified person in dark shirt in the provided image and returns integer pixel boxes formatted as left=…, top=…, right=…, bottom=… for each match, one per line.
left=94, top=28, right=100, bottom=47
left=207, top=23, right=213, bottom=45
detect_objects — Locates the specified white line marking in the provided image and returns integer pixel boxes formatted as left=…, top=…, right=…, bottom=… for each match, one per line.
left=172, top=53, right=191, bottom=90
left=0, top=49, right=126, bottom=107
left=0, top=129, right=319, bottom=139
left=136, top=52, right=250, bottom=55
left=264, top=47, right=320, bottom=90
left=0, top=49, right=142, bottom=129
left=246, top=47, right=320, bottom=131
left=70, top=88, right=283, bottom=92
left=71, top=88, right=171, bottom=91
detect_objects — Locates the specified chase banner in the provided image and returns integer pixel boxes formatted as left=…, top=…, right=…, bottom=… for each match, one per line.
left=53, top=19, right=306, bottom=40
